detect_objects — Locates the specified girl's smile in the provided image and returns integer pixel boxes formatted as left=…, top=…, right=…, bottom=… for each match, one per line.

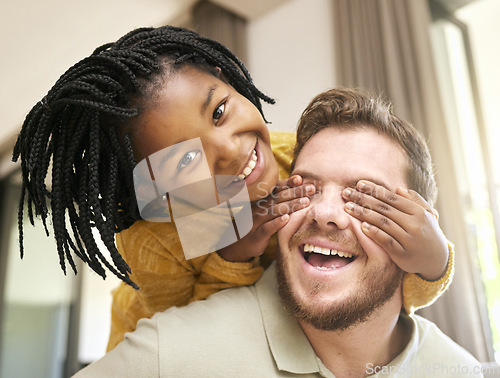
left=132, top=65, right=279, bottom=201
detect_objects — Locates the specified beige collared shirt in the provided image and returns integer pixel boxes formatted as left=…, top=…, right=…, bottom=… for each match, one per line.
left=75, top=264, right=482, bottom=377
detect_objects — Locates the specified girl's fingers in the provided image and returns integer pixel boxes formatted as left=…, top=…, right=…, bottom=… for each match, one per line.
left=342, top=187, right=411, bottom=226
left=395, top=187, right=437, bottom=218
left=255, top=196, right=310, bottom=221
left=253, top=175, right=314, bottom=225
left=344, top=201, right=407, bottom=242
left=360, top=221, right=405, bottom=257
left=273, top=184, right=315, bottom=204
left=272, top=175, right=302, bottom=193
left=257, top=214, right=290, bottom=238
left=271, top=197, right=310, bottom=217
left=350, top=180, right=418, bottom=214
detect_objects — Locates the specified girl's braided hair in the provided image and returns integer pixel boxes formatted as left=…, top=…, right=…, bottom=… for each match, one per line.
left=12, top=25, right=274, bottom=287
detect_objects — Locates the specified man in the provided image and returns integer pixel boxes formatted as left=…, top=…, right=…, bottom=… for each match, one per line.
left=75, top=88, right=482, bottom=377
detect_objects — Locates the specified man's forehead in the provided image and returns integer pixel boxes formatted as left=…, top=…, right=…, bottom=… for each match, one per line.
left=292, top=128, right=408, bottom=191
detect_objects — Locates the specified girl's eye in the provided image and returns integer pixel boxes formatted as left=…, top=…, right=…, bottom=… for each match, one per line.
left=177, top=150, right=200, bottom=171
left=213, top=102, right=226, bottom=124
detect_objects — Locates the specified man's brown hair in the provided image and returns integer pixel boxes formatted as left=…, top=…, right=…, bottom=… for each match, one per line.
left=292, top=88, right=437, bottom=205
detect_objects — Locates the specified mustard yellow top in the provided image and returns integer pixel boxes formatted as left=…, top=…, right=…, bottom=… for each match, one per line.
left=107, top=131, right=454, bottom=351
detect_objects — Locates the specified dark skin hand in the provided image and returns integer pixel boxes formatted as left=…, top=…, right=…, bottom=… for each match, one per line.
left=342, top=180, right=449, bottom=281
left=218, top=175, right=315, bottom=262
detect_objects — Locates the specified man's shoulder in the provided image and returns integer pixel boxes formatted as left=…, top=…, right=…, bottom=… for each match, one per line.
left=156, top=284, right=259, bottom=328
left=410, top=314, right=482, bottom=374
left=152, top=284, right=279, bottom=374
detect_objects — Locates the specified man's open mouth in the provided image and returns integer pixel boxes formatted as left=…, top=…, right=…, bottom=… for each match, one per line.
left=301, top=243, right=357, bottom=270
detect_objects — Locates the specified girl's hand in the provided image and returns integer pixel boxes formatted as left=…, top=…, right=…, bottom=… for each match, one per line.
left=217, top=175, right=315, bottom=262
left=342, top=180, right=448, bottom=281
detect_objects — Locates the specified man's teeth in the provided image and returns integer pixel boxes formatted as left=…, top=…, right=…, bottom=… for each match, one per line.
left=234, top=150, right=257, bottom=182
left=303, top=244, right=354, bottom=258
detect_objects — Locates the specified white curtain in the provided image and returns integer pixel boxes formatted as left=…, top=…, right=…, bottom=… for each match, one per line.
left=332, top=0, right=492, bottom=361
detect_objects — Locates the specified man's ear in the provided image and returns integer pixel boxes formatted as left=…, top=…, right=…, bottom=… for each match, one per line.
left=432, top=208, right=440, bottom=221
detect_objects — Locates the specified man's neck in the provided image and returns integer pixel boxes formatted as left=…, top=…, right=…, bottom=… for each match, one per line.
left=299, top=298, right=411, bottom=378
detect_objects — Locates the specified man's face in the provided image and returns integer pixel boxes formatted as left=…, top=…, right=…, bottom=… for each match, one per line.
left=277, top=127, right=407, bottom=331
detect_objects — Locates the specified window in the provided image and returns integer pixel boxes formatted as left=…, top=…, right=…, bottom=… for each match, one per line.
left=430, top=0, right=500, bottom=363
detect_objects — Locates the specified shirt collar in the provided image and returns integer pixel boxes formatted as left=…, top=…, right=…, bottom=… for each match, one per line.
left=383, top=313, right=418, bottom=370
left=255, top=264, right=323, bottom=375
left=254, top=264, right=418, bottom=377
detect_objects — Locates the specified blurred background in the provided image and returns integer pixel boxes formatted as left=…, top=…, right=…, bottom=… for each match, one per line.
left=0, top=0, right=499, bottom=376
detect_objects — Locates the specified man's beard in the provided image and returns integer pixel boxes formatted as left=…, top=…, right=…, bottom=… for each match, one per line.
left=276, top=226, right=404, bottom=331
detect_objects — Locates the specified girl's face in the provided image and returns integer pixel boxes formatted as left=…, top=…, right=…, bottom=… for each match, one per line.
left=132, top=66, right=279, bottom=201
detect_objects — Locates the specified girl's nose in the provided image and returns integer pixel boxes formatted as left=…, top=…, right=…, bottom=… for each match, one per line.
left=213, top=135, right=241, bottom=170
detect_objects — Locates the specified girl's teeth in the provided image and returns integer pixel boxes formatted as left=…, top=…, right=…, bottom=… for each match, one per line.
left=235, top=149, right=257, bottom=182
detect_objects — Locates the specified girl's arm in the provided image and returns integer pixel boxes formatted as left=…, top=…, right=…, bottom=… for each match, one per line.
left=107, top=220, right=268, bottom=351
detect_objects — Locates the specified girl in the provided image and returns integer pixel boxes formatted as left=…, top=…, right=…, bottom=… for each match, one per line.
left=13, top=25, right=453, bottom=351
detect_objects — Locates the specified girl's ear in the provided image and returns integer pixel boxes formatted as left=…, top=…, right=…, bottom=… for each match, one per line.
left=215, top=67, right=229, bottom=83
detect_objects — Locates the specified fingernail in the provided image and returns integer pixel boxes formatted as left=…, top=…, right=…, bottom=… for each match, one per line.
left=362, top=222, right=371, bottom=231
left=357, top=181, right=366, bottom=190
left=345, top=202, right=355, bottom=211
left=343, top=188, right=353, bottom=197
left=300, top=197, right=309, bottom=204
left=281, top=214, right=289, bottom=221
left=306, top=184, right=315, bottom=194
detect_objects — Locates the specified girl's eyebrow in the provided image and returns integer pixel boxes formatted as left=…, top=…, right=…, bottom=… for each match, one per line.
left=201, top=85, right=218, bottom=115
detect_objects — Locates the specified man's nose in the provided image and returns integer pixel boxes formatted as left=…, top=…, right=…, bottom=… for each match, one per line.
left=306, top=187, right=350, bottom=231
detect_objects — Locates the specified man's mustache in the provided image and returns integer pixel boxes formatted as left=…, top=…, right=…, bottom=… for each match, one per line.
left=289, top=225, right=364, bottom=257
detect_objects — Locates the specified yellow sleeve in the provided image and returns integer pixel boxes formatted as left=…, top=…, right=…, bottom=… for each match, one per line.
left=269, top=131, right=295, bottom=180
left=402, top=241, right=455, bottom=314
left=107, top=221, right=265, bottom=351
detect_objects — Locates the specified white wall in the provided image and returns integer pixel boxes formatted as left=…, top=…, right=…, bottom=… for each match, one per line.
left=248, top=0, right=337, bottom=133
left=0, top=0, right=336, bottom=147
left=0, top=0, right=197, bottom=152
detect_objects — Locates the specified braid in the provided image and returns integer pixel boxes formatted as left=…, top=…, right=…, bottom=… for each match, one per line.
left=12, top=25, right=274, bottom=286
